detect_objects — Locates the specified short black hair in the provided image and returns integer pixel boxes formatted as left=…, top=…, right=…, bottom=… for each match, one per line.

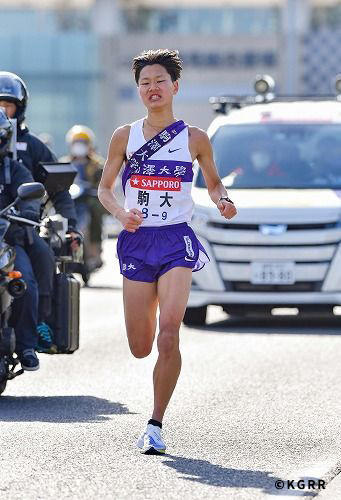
left=132, top=49, right=183, bottom=84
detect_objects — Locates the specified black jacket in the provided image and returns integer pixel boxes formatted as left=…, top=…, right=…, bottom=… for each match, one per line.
left=0, top=156, right=41, bottom=247
left=16, top=125, right=77, bottom=230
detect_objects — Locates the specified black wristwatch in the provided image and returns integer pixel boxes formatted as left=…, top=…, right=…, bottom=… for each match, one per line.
left=218, top=196, right=234, bottom=204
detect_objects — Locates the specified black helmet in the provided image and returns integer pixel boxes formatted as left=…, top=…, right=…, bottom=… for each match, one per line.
left=0, top=71, right=28, bottom=125
left=0, top=108, right=13, bottom=159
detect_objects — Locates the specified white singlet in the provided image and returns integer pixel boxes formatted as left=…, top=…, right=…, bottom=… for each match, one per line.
left=122, top=118, right=195, bottom=227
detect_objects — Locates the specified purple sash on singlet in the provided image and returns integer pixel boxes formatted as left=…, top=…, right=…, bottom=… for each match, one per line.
left=122, top=120, right=187, bottom=194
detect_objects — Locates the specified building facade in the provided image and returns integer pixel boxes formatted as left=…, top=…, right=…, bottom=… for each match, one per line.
left=0, top=0, right=340, bottom=156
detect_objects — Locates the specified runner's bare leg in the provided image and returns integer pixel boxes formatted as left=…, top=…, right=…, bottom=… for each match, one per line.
left=152, top=267, right=192, bottom=422
left=123, top=278, right=158, bottom=358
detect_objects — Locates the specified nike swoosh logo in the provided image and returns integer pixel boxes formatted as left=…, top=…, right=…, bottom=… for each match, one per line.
left=185, top=256, right=195, bottom=262
left=168, top=148, right=181, bottom=153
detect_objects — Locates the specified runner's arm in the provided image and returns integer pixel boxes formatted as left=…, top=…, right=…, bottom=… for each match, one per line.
left=98, top=126, right=129, bottom=218
left=98, top=126, right=143, bottom=232
left=191, top=127, right=237, bottom=219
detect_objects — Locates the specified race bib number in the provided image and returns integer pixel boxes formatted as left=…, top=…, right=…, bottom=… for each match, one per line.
left=123, top=159, right=193, bottom=223
left=130, top=182, right=183, bottom=222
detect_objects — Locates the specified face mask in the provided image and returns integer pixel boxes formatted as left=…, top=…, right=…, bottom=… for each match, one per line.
left=71, top=141, right=89, bottom=158
left=250, top=151, right=271, bottom=171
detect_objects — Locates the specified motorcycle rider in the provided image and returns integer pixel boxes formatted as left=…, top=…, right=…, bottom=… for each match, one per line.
left=61, top=125, right=105, bottom=270
left=0, top=108, right=42, bottom=370
left=0, top=71, right=78, bottom=350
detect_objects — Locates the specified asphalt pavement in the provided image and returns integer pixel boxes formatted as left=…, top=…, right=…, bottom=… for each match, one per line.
left=1, top=239, right=341, bottom=499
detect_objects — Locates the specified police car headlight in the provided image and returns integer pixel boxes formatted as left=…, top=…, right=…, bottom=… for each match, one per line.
left=254, top=74, right=275, bottom=95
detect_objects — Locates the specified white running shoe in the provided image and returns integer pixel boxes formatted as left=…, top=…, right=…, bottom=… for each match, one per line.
left=137, top=424, right=166, bottom=455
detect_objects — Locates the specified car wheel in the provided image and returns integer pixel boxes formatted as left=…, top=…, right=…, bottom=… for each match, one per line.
left=183, top=306, right=207, bottom=326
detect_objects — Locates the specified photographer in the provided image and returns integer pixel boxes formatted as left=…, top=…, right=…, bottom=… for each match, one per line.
left=0, top=71, right=78, bottom=350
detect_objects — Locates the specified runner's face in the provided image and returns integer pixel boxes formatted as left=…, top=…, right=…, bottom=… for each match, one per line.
left=138, top=64, right=178, bottom=110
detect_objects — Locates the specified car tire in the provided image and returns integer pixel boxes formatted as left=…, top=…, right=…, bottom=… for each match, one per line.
left=183, top=306, right=207, bottom=326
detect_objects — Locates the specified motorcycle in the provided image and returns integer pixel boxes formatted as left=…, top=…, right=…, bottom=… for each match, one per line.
left=0, top=182, right=83, bottom=396
left=0, top=182, right=45, bottom=396
left=69, top=178, right=102, bottom=285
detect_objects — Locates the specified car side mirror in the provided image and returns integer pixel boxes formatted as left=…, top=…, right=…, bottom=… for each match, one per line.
left=17, top=182, right=46, bottom=201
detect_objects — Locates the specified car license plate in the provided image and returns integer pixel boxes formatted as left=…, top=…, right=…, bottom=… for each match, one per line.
left=251, top=262, right=295, bottom=285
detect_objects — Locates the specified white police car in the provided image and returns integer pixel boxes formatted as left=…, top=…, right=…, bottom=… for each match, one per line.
left=185, top=76, right=341, bottom=325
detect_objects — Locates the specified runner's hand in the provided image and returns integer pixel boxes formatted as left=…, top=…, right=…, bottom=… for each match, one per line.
left=118, top=208, right=143, bottom=232
left=217, top=200, right=237, bottom=220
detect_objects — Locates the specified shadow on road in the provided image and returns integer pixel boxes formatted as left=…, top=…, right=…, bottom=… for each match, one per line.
left=191, top=316, right=341, bottom=336
left=162, top=456, right=315, bottom=496
left=0, top=395, right=134, bottom=423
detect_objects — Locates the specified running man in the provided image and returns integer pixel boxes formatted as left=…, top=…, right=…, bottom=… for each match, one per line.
left=98, top=49, right=237, bottom=454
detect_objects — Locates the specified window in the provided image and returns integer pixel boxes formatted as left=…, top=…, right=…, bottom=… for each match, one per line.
left=196, top=123, right=341, bottom=189
left=122, top=7, right=279, bottom=35
left=312, top=6, right=341, bottom=30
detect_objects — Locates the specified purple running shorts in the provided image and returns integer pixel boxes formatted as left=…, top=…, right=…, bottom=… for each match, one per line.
left=116, top=222, right=209, bottom=282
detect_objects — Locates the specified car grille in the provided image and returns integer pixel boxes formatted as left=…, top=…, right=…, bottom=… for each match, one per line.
left=229, top=281, right=322, bottom=292
left=195, top=217, right=341, bottom=293
left=208, top=221, right=338, bottom=230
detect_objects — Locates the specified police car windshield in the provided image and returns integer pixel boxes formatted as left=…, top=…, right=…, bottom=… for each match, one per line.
left=195, top=123, right=341, bottom=189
